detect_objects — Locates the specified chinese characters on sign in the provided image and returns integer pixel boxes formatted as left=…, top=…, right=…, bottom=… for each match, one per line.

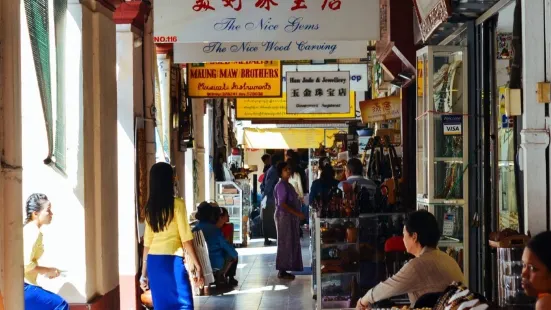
left=193, top=0, right=342, bottom=11
left=236, top=91, right=356, bottom=120
left=154, top=0, right=379, bottom=43
left=359, top=96, right=401, bottom=123
left=186, top=61, right=282, bottom=98
left=286, top=71, right=350, bottom=114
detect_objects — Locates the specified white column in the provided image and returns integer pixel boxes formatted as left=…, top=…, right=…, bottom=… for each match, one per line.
left=521, top=0, right=549, bottom=235
left=116, top=24, right=141, bottom=310
left=156, top=54, right=171, bottom=161
left=193, top=99, right=206, bottom=203
left=80, top=0, right=119, bottom=299
left=0, top=0, right=23, bottom=308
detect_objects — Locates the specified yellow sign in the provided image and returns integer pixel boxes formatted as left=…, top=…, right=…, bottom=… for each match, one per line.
left=236, top=92, right=356, bottom=120
left=244, top=128, right=341, bottom=149
left=186, top=61, right=282, bottom=98
left=417, top=59, right=424, bottom=97
left=359, top=96, right=401, bottom=123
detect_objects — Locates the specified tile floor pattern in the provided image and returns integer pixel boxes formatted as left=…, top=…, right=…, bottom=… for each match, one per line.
left=193, top=236, right=315, bottom=310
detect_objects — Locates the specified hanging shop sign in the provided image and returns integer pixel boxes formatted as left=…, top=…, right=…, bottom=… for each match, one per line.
left=154, top=0, right=379, bottom=43
left=236, top=91, right=356, bottom=120
left=359, top=96, right=401, bottom=123
left=286, top=71, right=350, bottom=114
left=442, top=114, right=463, bottom=136
left=173, top=41, right=367, bottom=63
left=186, top=61, right=282, bottom=98
left=282, top=64, right=368, bottom=92
left=412, top=0, right=451, bottom=41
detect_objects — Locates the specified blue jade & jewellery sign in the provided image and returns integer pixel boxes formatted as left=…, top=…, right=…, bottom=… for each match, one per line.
left=442, top=114, right=463, bottom=136
left=154, top=0, right=380, bottom=43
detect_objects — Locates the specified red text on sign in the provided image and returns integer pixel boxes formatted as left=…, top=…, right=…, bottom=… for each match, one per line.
left=255, top=0, right=278, bottom=11
left=321, top=0, right=341, bottom=10
left=291, top=0, right=307, bottom=10
left=193, top=0, right=215, bottom=11
left=223, top=0, right=242, bottom=11
left=154, top=36, right=178, bottom=43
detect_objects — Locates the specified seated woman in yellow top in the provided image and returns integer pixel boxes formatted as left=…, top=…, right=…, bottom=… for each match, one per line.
left=23, top=193, right=69, bottom=310
left=140, top=162, right=204, bottom=310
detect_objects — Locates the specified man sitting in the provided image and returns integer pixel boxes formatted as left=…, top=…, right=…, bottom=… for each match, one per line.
left=338, top=158, right=377, bottom=194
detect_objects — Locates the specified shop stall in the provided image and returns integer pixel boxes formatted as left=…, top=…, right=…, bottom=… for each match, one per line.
left=311, top=183, right=409, bottom=310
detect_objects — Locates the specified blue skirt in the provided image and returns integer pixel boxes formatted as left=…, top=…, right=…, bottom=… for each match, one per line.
left=24, top=283, right=69, bottom=310
left=148, top=254, right=194, bottom=310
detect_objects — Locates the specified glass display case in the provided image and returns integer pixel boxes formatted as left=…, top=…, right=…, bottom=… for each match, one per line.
left=314, top=212, right=361, bottom=310
left=215, top=181, right=243, bottom=245
left=416, top=46, right=469, bottom=280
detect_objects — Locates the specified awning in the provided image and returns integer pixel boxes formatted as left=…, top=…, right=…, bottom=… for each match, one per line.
left=243, top=128, right=342, bottom=149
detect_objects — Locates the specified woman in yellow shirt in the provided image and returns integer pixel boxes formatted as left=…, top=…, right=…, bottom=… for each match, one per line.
left=140, top=162, right=204, bottom=309
left=23, top=193, right=69, bottom=310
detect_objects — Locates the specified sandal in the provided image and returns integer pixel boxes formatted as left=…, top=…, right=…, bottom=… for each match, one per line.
left=277, top=272, right=295, bottom=280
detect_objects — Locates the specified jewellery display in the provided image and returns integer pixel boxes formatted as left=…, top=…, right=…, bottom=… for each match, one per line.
left=416, top=46, right=469, bottom=278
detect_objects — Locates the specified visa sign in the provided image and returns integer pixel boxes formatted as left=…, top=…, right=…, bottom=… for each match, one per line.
left=442, top=115, right=463, bottom=136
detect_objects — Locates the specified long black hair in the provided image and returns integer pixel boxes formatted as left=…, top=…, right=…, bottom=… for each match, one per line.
left=319, top=164, right=335, bottom=182
left=527, top=231, right=551, bottom=272
left=25, top=193, right=49, bottom=224
left=145, top=162, right=175, bottom=233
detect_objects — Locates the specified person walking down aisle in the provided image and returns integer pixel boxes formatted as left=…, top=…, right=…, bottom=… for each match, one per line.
left=23, top=193, right=69, bottom=310
left=274, top=161, right=305, bottom=280
left=521, top=231, right=551, bottom=310
left=261, top=154, right=282, bottom=246
left=140, top=162, right=204, bottom=310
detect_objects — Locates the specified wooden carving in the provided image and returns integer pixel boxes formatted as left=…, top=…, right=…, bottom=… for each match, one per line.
left=413, top=0, right=451, bottom=41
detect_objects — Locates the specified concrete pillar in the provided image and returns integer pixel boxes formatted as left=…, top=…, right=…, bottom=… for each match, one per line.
left=193, top=99, right=206, bottom=203
left=0, top=0, right=23, bottom=308
left=520, top=0, right=549, bottom=234
left=78, top=0, right=120, bottom=305
left=115, top=22, right=143, bottom=310
left=156, top=49, right=172, bottom=161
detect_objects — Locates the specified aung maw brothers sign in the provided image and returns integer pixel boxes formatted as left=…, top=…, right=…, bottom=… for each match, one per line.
left=186, top=61, right=282, bottom=97
left=155, top=0, right=379, bottom=43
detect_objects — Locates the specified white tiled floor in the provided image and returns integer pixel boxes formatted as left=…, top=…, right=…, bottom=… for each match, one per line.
left=193, top=236, right=315, bottom=310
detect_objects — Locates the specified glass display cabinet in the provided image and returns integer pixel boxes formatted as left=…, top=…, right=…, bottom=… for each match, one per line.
left=416, top=46, right=469, bottom=280
left=215, top=181, right=243, bottom=245
left=314, top=212, right=361, bottom=309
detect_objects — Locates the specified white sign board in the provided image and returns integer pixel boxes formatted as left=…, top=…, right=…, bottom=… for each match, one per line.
left=282, top=64, right=368, bottom=92
left=173, top=41, right=367, bottom=63
left=154, top=0, right=380, bottom=43
left=286, top=71, right=350, bottom=114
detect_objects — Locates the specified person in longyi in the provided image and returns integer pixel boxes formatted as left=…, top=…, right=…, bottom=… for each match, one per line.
left=140, top=162, right=204, bottom=310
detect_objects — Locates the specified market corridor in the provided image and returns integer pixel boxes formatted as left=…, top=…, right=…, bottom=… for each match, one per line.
left=193, top=237, right=314, bottom=310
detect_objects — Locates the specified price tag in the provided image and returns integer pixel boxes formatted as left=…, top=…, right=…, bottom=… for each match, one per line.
left=442, top=213, right=455, bottom=237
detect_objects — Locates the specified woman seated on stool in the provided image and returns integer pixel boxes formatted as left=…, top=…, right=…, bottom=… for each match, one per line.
left=218, top=207, right=239, bottom=286
left=356, top=210, right=465, bottom=309
left=522, top=231, right=551, bottom=309
left=23, top=193, right=69, bottom=310
left=194, top=202, right=238, bottom=286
